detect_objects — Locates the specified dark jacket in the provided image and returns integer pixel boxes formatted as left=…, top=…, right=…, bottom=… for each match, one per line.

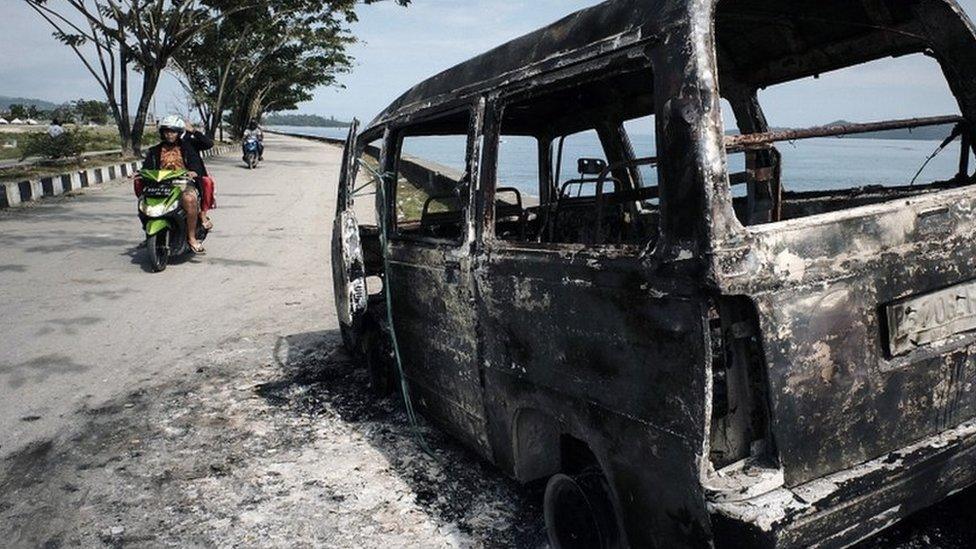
left=142, top=131, right=214, bottom=176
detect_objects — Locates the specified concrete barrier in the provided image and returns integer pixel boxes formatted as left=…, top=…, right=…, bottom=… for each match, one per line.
left=268, top=130, right=462, bottom=197
left=266, top=130, right=345, bottom=147
left=0, top=143, right=233, bottom=210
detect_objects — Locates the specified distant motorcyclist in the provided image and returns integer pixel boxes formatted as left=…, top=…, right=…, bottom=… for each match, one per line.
left=142, top=115, right=214, bottom=253
left=242, top=120, right=264, bottom=161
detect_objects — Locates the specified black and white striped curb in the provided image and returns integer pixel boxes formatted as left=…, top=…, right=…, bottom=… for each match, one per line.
left=0, top=144, right=232, bottom=210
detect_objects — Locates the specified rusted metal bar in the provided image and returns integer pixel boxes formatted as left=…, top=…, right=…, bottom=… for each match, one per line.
left=725, top=115, right=965, bottom=151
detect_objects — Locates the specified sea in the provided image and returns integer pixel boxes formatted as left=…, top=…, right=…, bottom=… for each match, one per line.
left=272, top=125, right=967, bottom=199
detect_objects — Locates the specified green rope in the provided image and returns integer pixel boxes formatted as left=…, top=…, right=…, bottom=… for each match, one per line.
left=361, top=162, right=433, bottom=456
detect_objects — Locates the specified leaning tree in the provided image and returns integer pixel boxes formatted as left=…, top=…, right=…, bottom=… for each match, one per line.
left=25, top=0, right=258, bottom=153
left=173, top=0, right=409, bottom=140
left=225, top=42, right=348, bottom=137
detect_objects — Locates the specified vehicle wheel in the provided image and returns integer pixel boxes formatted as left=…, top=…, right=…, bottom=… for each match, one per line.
left=544, top=470, right=621, bottom=549
left=146, top=233, right=169, bottom=272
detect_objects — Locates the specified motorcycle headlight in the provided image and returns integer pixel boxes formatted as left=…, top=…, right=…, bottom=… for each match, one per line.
left=140, top=199, right=180, bottom=218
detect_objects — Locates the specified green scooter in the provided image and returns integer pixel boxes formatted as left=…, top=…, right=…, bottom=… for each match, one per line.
left=137, top=168, right=209, bottom=272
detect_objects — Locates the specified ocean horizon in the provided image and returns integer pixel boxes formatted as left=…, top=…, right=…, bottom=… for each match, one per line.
left=272, top=125, right=966, bottom=199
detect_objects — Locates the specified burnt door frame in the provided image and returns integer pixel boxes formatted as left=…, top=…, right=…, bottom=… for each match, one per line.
left=381, top=99, right=491, bottom=455
left=474, top=61, right=715, bottom=545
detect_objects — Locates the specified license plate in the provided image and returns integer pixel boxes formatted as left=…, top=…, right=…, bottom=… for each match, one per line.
left=144, top=185, right=175, bottom=198
left=886, top=280, right=976, bottom=356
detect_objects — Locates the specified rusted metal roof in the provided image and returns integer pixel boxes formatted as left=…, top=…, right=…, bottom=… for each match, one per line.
left=366, top=0, right=663, bottom=130
left=367, top=0, right=976, bottom=132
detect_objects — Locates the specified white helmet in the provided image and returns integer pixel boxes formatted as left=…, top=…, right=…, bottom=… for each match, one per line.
left=159, top=115, right=186, bottom=133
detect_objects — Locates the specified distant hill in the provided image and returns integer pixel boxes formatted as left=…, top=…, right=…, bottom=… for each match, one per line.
left=264, top=114, right=351, bottom=128
left=0, top=96, right=59, bottom=111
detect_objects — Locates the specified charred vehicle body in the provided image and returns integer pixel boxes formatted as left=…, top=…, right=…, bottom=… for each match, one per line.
left=330, top=0, right=976, bottom=546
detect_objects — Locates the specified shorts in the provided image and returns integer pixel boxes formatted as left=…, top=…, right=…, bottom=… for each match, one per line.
left=179, top=181, right=201, bottom=197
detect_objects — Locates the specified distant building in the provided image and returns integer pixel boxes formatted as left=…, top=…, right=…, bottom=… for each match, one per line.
left=10, top=118, right=23, bottom=125
left=0, top=118, right=8, bottom=125
left=25, top=118, right=38, bottom=125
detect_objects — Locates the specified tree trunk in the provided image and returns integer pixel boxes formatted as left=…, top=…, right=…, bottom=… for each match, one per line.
left=196, top=103, right=209, bottom=134
left=207, top=107, right=222, bottom=140
left=246, top=87, right=270, bottom=134
left=210, top=63, right=232, bottom=140
left=119, top=36, right=132, bottom=155
left=130, top=67, right=162, bottom=154
left=116, top=117, right=133, bottom=156
left=103, top=79, right=130, bottom=156
left=228, top=98, right=246, bottom=139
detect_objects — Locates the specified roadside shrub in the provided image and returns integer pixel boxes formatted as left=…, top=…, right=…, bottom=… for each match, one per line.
left=18, top=130, right=88, bottom=161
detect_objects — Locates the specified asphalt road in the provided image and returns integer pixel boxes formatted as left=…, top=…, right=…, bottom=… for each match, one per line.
left=0, top=133, right=341, bottom=458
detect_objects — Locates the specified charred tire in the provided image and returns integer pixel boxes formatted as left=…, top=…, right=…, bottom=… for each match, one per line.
left=147, top=233, right=169, bottom=272
left=544, top=470, right=620, bottom=549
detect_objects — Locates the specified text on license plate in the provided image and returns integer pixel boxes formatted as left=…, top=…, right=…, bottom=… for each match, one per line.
left=886, top=280, right=976, bottom=356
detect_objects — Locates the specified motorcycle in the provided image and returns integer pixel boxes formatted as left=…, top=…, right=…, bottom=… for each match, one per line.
left=137, top=168, right=209, bottom=272
left=242, top=136, right=260, bottom=169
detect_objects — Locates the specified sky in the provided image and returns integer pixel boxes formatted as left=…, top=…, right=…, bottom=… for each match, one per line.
left=1, top=0, right=975, bottom=127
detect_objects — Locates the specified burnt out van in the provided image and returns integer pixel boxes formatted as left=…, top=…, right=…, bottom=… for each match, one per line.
left=330, top=0, right=976, bottom=546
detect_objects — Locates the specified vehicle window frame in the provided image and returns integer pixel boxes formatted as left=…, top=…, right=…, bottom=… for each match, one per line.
left=723, top=53, right=972, bottom=230
left=346, top=127, right=386, bottom=224
left=707, top=14, right=976, bottom=239
left=386, top=102, right=482, bottom=248
left=480, top=58, right=661, bottom=255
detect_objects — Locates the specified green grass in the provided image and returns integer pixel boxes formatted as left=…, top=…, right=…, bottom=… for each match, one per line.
left=0, top=125, right=122, bottom=162
left=80, top=127, right=123, bottom=151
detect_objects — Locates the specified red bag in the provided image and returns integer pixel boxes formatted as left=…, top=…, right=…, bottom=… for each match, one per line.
left=199, top=175, right=217, bottom=211
left=133, top=175, right=144, bottom=197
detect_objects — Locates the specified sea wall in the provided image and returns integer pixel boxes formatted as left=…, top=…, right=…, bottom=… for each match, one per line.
left=267, top=131, right=462, bottom=198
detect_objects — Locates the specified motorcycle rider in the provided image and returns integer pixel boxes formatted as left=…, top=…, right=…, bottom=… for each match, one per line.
left=242, top=120, right=264, bottom=161
left=142, top=115, right=214, bottom=254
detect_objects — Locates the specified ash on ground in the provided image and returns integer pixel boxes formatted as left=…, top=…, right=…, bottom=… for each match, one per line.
left=1, top=329, right=974, bottom=548
left=0, top=330, right=545, bottom=548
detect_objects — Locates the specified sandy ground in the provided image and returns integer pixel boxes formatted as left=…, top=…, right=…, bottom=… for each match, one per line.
left=1, top=327, right=973, bottom=549
left=0, top=134, right=974, bottom=548
left=0, top=330, right=546, bottom=548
